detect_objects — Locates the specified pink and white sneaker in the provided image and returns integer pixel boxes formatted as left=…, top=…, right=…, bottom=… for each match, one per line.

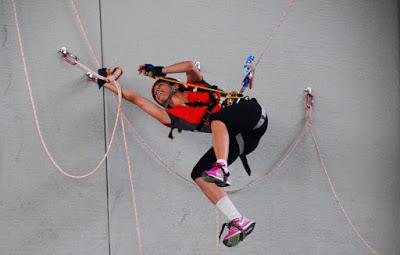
left=201, top=161, right=231, bottom=187
left=219, top=216, right=256, bottom=247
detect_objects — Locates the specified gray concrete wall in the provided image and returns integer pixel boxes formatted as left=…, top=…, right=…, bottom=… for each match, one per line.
left=1, top=0, right=399, bottom=255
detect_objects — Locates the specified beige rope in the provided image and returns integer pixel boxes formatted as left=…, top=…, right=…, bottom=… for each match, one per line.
left=69, top=0, right=101, bottom=68
left=66, top=1, right=385, bottom=254
left=11, top=1, right=384, bottom=254
left=253, top=0, right=296, bottom=69
left=121, top=116, right=143, bottom=255
left=13, top=1, right=143, bottom=253
left=308, top=118, right=382, bottom=255
left=12, top=0, right=122, bottom=180
left=68, top=1, right=144, bottom=253
left=227, top=117, right=308, bottom=193
left=68, top=0, right=300, bottom=190
left=122, top=115, right=194, bottom=185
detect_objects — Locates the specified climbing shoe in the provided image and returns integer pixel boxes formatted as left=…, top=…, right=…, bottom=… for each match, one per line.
left=201, top=161, right=231, bottom=187
left=219, top=216, right=256, bottom=247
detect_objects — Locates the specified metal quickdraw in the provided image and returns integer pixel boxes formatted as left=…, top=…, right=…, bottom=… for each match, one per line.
left=58, top=47, right=124, bottom=84
left=304, top=87, right=314, bottom=109
left=86, top=72, right=96, bottom=81
left=58, top=47, right=78, bottom=65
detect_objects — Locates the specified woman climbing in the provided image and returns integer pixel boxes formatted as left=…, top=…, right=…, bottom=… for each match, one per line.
left=97, top=61, right=268, bottom=247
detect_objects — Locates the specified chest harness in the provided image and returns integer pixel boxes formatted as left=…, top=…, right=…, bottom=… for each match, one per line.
left=152, top=77, right=231, bottom=139
left=148, top=56, right=259, bottom=175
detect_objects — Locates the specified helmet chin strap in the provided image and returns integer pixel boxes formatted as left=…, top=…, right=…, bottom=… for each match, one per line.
left=163, top=87, right=177, bottom=108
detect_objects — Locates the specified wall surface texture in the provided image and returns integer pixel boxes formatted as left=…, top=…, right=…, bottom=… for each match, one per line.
left=1, top=1, right=399, bottom=255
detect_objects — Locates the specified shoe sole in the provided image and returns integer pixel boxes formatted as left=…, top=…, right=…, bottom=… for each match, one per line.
left=201, top=175, right=230, bottom=187
left=216, top=181, right=230, bottom=187
left=200, top=171, right=230, bottom=185
left=223, top=232, right=241, bottom=247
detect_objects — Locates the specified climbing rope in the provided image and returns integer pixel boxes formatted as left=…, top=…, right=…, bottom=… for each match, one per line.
left=10, top=0, right=384, bottom=254
left=120, top=114, right=143, bottom=255
left=11, top=0, right=124, bottom=180
left=69, top=1, right=145, bottom=253
left=253, top=0, right=296, bottom=69
left=66, top=1, right=386, bottom=254
left=308, top=123, right=381, bottom=255
left=69, top=0, right=101, bottom=68
left=60, top=48, right=144, bottom=254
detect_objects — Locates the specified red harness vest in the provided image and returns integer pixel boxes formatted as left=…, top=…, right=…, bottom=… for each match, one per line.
left=165, top=81, right=221, bottom=134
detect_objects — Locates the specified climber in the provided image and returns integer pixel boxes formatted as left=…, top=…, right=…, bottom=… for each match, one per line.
left=97, top=61, right=268, bottom=247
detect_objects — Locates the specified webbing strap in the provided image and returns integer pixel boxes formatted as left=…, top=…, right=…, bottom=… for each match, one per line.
left=195, top=93, right=219, bottom=131
left=236, top=134, right=245, bottom=155
left=240, top=155, right=252, bottom=176
left=235, top=134, right=251, bottom=176
left=253, top=107, right=267, bottom=130
left=235, top=108, right=267, bottom=176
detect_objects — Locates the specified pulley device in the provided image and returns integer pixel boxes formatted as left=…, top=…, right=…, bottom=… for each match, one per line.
left=240, top=55, right=255, bottom=93
left=223, top=55, right=256, bottom=106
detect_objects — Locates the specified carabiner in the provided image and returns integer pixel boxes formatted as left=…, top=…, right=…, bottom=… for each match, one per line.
left=86, top=72, right=96, bottom=82
left=304, top=87, right=314, bottom=109
left=58, top=47, right=78, bottom=65
left=195, top=61, right=201, bottom=71
left=110, top=66, right=123, bottom=80
left=248, top=71, right=254, bottom=89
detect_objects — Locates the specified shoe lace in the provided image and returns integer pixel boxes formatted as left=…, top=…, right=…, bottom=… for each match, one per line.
left=213, top=162, right=230, bottom=178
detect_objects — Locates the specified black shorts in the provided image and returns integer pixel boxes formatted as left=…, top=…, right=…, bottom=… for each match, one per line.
left=191, top=99, right=268, bottom=180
